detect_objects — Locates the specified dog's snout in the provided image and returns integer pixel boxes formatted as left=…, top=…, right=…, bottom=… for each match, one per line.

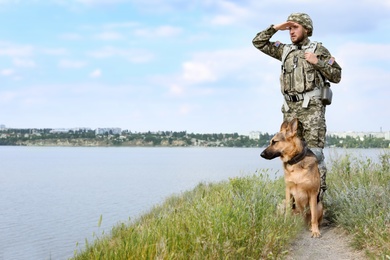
left=261, top=149, right=271, bottom=159
left=260, top=148, right=280, bottom=160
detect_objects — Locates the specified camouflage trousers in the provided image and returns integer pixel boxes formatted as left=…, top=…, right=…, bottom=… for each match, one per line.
left=282, top=97, right=327, bottom=200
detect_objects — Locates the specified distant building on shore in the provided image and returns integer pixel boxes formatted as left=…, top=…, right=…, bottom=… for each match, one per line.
left=249, top=131, right=261, bottom=140
left=328, top=131, right=390, bottom=140
left=95, top=128, right=121, bottom=135
left=50, top=128, right=70, bottom=134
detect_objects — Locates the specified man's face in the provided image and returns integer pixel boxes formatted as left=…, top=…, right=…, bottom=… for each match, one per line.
left=288, top=22, right=307, bottom=44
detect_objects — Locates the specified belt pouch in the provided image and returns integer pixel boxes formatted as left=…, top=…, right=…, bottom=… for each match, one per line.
left=321, top=82, right=332, bottom=105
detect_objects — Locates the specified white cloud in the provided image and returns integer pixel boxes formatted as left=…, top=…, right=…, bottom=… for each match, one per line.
left=134, top=25, right=182, bottom=37
left=179, top=47, right=265, bottom=85
left=88, top=46, right=154, bottom=63
left=208, top=1, right=253, bottom=26
left=89, top=68, right=102, bottom=78
left=335, top=42, right=390, bottom=90
left=58, top=59, right=87, bottom=69
left=0, top=0, right=22, bottom=5
left=338, top=42, right=390, bottom=64
left=0, top=44, right=34, bottom=57
left=1, top=69, right=15, bottom=76
left=0, top=91, right=17, bottom=103
left=42, top=48, right=69, bottom=56
left=168, top=84, right=184, bottom=96
left=94, top=31, right=123, bottom=40
left=59, top=33, right=84, bottom=41
left=103, top=22, right=139, bottom=30
left=209, top=15, right=234, bottom=26
left=73, top=0, right=127, bottom=5
left=157, top=46, right=274, bottom=102
left=182, top=61, right=217, bottom=84
left=13, top=58, right=36, bottom=68
left=178, top=104, right=192, bottom=115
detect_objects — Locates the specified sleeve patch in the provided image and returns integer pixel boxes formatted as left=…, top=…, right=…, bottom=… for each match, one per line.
left=328, top=57, right=335, bottom=65
left=274, top=41, right=281, bottom=47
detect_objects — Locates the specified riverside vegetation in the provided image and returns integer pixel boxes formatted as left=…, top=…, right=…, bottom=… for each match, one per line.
left=72, top=151, right=389, bottom=259
left=1, top=128, right=389, bottom=148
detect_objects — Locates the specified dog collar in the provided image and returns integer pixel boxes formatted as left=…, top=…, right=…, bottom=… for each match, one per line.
left=287, top=146, right=308, bottom=165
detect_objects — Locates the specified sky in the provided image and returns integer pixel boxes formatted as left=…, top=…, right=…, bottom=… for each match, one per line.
left=1, top=0, right=389, bottom=135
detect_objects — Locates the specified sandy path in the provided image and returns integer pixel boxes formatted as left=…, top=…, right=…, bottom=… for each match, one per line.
left=285, top=223, right=367, bottom=260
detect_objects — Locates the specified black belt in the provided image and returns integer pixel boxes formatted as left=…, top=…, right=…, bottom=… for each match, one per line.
left=284, top=93, right=305, bottom=102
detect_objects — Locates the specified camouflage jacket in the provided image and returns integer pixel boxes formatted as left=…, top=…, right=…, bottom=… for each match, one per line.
left=252, top=25, right=342, bottom=95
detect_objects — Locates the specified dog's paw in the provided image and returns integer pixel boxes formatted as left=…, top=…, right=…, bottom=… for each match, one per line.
left=311, top=231, right=321, bottom=238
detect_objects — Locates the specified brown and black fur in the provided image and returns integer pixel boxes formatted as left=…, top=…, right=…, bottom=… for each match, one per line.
left=261, top=118, right=323, bottom=238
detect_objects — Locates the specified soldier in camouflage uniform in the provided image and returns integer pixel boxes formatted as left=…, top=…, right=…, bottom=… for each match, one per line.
left=252, top=13, right=342, bottom=200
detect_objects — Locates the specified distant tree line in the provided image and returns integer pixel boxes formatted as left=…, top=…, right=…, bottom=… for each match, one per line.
left=0, top=128, right=271, bottom=147
left=0, top=128, right=389, bottom=148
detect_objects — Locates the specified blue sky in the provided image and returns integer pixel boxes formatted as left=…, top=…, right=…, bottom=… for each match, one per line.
left=1, top=0, right=389, bottom=134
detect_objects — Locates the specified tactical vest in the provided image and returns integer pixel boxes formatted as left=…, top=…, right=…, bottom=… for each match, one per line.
left=280, top=41, right=325, bottom=94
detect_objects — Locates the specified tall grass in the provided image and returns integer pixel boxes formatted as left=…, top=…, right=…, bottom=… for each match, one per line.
left=73, top=171, right=303, bottom=259
left=325, top=150, right=390, bottom=259
left=73, top=150, right=390, bottom=259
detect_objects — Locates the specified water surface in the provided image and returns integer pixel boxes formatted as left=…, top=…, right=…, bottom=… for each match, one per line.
left=0, top=146, right=384, bottom=259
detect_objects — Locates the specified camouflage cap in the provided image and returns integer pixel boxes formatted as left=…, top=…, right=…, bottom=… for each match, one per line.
left=287, top=13, right=313, bottom=36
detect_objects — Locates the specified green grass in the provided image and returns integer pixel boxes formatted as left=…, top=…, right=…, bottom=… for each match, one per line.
left=72, top=150, right=390, bottom=259
left=325, top=150, right=390, bottom=259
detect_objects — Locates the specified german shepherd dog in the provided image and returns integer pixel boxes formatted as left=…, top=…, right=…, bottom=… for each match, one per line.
left=261, top=118, right=323, bottom=238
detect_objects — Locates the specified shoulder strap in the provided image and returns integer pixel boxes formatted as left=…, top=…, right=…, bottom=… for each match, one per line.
left=302, top=41, right=318, bottom=53
left=281, top=41, right=319, bottom=67
left=281, top=44, right=295, bottom=67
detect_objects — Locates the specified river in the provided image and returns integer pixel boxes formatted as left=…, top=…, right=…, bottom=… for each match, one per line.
left=0, top=146, right=386, bottom=259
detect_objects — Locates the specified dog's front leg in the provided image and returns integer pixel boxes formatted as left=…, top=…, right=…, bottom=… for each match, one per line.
left=309, top=194, right=321, bottom=238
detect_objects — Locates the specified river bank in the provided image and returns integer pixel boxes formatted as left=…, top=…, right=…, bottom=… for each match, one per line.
left=73, top=151, right=390, bottom=259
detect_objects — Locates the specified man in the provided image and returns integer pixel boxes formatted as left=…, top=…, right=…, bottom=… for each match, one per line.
left=252, top=13, right=342, bottom=200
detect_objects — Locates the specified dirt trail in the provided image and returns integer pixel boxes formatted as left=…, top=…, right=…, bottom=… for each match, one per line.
left=285, top=222, right=367, bottom=260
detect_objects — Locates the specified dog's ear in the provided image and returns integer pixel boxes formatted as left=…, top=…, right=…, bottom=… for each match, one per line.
left=289, top=118, right=299, bottom=135
left=280, top=121, right=289, bottom=131
left=285, top=118, right=298, bottom=137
